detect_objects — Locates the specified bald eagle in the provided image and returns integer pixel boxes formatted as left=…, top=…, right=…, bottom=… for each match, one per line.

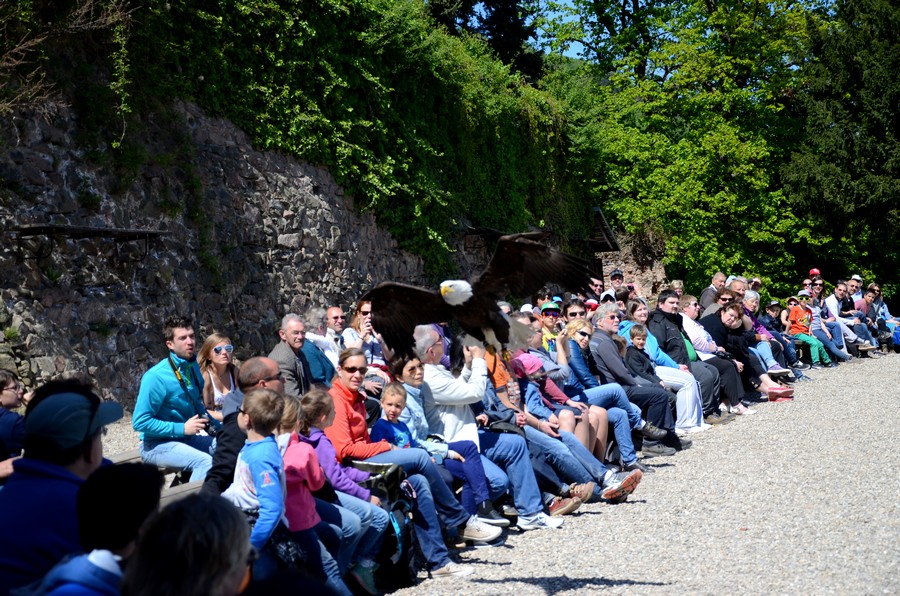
left=360, top=232, right=595, bottom=358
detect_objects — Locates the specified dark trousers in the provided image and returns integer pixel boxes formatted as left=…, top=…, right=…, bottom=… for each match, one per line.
left=689, top=361, right=720, bottom=416
left=200, top=412, right=244, bottom=495
left=624, top=385, right=674, bottom=430
left=442, top=440, right=491, bottom=514
left=704, top=356, right=746, bottom=406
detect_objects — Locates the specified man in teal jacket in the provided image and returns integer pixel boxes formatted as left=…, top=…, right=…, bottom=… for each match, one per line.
left=133, top=315, right=219, bottom=481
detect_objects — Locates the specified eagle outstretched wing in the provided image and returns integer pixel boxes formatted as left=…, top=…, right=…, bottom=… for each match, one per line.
left=471, top=232, right=594, bottom=301
left=361, top=282, right=455, bottom=358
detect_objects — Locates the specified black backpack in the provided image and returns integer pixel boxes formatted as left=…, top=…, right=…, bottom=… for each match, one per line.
left=375, top=496, right=420, bottom=590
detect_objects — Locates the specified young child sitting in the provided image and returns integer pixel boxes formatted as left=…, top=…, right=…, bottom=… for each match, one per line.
left=277, top=395, right=364, bottom=596
left=222, top=388, right=291, bottom=580
left=624, top=325, right=665, bottom=387
left=27, top=463, right=163, bottom=595
left=294, top=389, right=388, bottom=595
left=370, top=382, right=507, bottom=527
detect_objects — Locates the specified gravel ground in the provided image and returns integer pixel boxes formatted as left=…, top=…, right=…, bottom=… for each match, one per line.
left=397, top=354, right=900, bottom=595
left=102, top=355, right=900, bottom=594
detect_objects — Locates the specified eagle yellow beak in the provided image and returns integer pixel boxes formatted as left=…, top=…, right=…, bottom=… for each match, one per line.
left=441, top=286, right=451, bottom=297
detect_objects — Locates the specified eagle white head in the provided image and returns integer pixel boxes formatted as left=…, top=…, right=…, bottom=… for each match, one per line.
left=439, top=280, right=474, bottom=306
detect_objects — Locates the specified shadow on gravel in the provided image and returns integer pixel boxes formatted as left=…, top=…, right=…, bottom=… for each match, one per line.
left=471, top=575, right=670, bottom=592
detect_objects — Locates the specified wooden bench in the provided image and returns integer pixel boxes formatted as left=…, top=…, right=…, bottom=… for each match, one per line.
left=108, top=448, right=203, bottom=504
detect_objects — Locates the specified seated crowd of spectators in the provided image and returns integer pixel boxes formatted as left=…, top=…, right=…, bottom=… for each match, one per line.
left=0, top=267, right=893, bottom=595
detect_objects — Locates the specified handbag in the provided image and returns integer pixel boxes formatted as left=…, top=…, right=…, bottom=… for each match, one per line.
left=486, top=420, right=526, bottom=438
left=348, top=461, right=408, bottom=503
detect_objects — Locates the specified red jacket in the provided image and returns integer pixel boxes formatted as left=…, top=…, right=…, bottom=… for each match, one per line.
left=325, top=380, right=390, bottom=461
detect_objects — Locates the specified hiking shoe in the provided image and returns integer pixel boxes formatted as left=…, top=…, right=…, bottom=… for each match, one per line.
left=568, top=482, right=596, bottom=502
left=601, top=469, right=642, bottom=503
left=642, top=441, right=676, bottom=457
left=638, top=421, right=668, bottom=440
left=704, top=411, right=735, bottom=425
left=767, top=364, right=791, bottom=375
left=517, top=511, right=564, bottom=530
left=548, top=496, right=581, bottom=517
left=476, top=501, right=510, bottom=527
left=459, top=516, right=503, bottom=543
left=498, top=503, right=518, bottom=526
left=623, top=460, right=654, bottom=474
left=350, top=560, right=378, bottom=595
left=431, top=562, right=474, bottom=578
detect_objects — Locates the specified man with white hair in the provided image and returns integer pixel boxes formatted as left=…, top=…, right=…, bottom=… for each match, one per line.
left=412, top=325, right=559, bottom=530
left=307, top=307, right=339, bottom=363
left=268, top=314, right=312, bottom=397
left=699, top=272, right=726, bottom=310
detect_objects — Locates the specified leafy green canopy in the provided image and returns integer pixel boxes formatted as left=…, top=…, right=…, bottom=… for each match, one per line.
left=127, top=0, right=590, bottom=275
left=539, top=1, right=834, bottom=297
left=783, top=0, right=900, bottom=296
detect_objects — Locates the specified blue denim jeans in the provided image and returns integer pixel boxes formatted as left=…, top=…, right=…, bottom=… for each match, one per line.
left=310, top=520, right=353, bottom=596
left=140, top=435, right=215, bottom=482
left=478, top=453, right=510, bottom=502
left=813, top=328, right=850, bottom=360
left=336, top=491, right=388, bottom=565
left=523, top=426, right=609, bottom=495
left=607, top=407, right=636, bottom=465
left=574, top=383, right=642, bottom=429
left=442, top=440, right=491, bottom=513
left=291, top=526, right=351, bottom=596
left=366, top=448, right=469, bottom=570
left=315, top=498, right=362, bottom=574
left=478, top=430, right=544, bottom=516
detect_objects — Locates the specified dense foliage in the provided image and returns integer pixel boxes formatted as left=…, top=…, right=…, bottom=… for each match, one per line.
left=122, top=0, right=589, bottom=274
left=3, top=0, right=898, bottom=295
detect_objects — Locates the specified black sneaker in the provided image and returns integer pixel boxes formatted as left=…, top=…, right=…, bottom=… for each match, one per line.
left=638, top=422, right=668, bottom=441
left=825, top=361, right=838, bottom=368
left=791, top=361, right=810, bottom=371
left=476, top=501, right=511, bottom=527
left=623, top=460, right=654, bottom=474
left=641, top=441, right=676, bottom=457
left=810, top=362, right=824, bottom=369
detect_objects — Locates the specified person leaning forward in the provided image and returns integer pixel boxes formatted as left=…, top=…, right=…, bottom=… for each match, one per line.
left=133, top=315, right=220, bottom=483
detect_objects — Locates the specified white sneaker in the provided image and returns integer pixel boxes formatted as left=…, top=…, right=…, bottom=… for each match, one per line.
left=459, top=516, right=503, bottom=543
left=517, top=512, right=564, bottom=531
left=431, top=561, right=474, bottom=578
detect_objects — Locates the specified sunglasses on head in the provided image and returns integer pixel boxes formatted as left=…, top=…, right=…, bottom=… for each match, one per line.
left=213, top=345, right=234, bottom=354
